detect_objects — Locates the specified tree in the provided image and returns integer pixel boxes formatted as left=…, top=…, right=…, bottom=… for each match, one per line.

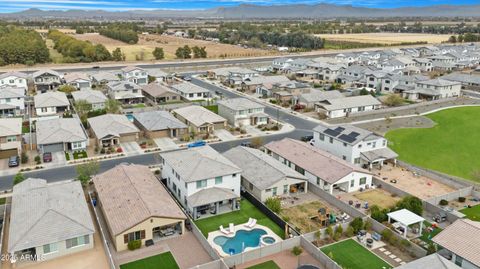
left=13, top=172, right=25, bottom=185
left=58, top=84, right=76, bottom=94
left=104, top=99, right=121, bottom=114
left=250, top=136, right=264, bottom=148
left=192, top=46, right=207, bottom=58
left=152, top=47, right=165, bottom=60
left=265, top=197, right=281, bottom=213
left=383, top=94, right=405, bottom=107
left=349, top=217, right=364, bottom=234
left=325, top=225, right=334, bottom=241
left=395, top=196, right=423, bottom=216
left=76, top=160, right=100, bottom=186
left=175, top=45, right=192, bottom=59
left=448, top=35, right=457, bottom=43
left=112, top=48, right=125, bottom=61
left=74, top=100, right=91, bottom=122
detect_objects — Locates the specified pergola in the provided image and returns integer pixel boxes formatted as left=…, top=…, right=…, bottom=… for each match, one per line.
left=387, top=209, right=425, bottom=238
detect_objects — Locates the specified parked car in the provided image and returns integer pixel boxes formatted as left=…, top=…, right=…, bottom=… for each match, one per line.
left=92, top=66, right=100, bottom=69
left=293, top=104, right=305, bottom=111
left=8, top=155, right=19, bottom=167
left=240, top=142, right=253, bottom=148
left=309, top=139, right=315, bottom=146
left=183, top=76, right=192, bottom=81
left=187, top=140, right=206, bottom=148
left=433, top=212, right=447, bottom=223
left=43, top=152, right=52, bottom=163
left=301, top=135, right=313, bottom=142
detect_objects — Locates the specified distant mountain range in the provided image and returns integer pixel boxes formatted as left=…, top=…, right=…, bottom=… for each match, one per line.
left=1, top=4, right=480, bottom=19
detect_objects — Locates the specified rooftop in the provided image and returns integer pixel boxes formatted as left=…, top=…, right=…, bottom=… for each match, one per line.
left=34, top=91, right=69, bottom=108
left=88, top=114, right=139, bottom=139
left=172, top=106, right=226, bottom=127
left=71, top=89, right=108, bottom=104
left=217, top=97, right=264, bottom=111
left=133, top=110, right=187, bottom=131
left=314, top=123, right=381, bottom=145
left=0, top=118, right=22, bottom=137
left=36, top=118, right=87, bottom=145
left=317, top=95, right=381, bottom=111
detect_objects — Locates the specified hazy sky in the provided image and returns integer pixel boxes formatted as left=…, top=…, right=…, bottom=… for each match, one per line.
left=0, top=0, right=477, bottom=12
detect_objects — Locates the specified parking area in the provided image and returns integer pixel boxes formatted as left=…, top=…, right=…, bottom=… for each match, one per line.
left=42, top=151, right=67, bottom=168
left=120, top=142, right=143, bottom=156
left=374, top=163, right=456, bottom=200
left=153, top=138, right=179, bottom=151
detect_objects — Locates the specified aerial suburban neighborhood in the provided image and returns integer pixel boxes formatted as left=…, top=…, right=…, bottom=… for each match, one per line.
left=0, top=1, right=480, bottom=269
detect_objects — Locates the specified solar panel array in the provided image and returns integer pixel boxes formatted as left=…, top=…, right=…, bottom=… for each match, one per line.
left=323, top=127, right=361, bottom=144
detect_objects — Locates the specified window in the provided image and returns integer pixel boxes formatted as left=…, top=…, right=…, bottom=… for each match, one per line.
left=41, top=107, right=47, bottom=112
left=342, top=155, right=346, bottom=160
left=354, top=158, right=361, bottom=164
left=358, top=144, right=362, bottom=148
left=455, top=255, right=463, bottom=266
left=343, top=142, right=347, bottom=147
left=319, top=134, right=325, bottom=141
left=382, top=140, right=387, bottom=147
left=185, top=182, right=187, bottom=188
left=316, top=177, right=321, bottom=185
left=249, top=182, right=253, bottom=190
left=372, top=142, right=376, bottom=148
left=295, top=166, right=305, bottom=175
left=6, top=136, right=16, bottom=142
left=196, top=180, right=207, bottom=189
left=233, top=173, right=237, bottom=177
left=359, top=177, right=367, bottom=185
left=66, top=235, right=90, bottom=249
left=125, top=230, right=144, bottom=243
left=177, top=189, right=181, bottom=197
left=172, top=183, right=177, bottom=192
left=272, top=187, right=277, bottom=196
left=329, top=137, right=333, bottom=144
left=350, top=180, right=355, bottom=188
left=43, top=243, right=58, bottom=254
left=71, top=141, right=83, bottom=150
left=215, top=176, right=223, bottom=185
left=283, top=185, right=288, bottom=194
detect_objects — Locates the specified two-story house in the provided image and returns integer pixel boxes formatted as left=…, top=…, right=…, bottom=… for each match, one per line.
left=312, top=124, right=398, bottom=169
left=402, top=78, right=462, bottom=101
left=217, top=98, right=268, bottom=127
left=170, top=82, right=210, bottom=101
left=0, top=87, right=25, bottom=117
left=71, top=89, right=108, bottom=111
left=106, top=81, right=144, bottom=104
left=32, top=70, right=63, bottom=93
left=0, top=72, right=29, bottom=89
left=160, top=145, right=242, bottom=219
left=34, top=91, right=70, bottom=117
left=0, top=118, right=22, bottom=159
left=121, top=66, right=148, bottom=85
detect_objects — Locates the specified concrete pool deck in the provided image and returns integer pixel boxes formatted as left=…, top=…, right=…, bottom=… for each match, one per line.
left=207, top=223, right=283, bottom=257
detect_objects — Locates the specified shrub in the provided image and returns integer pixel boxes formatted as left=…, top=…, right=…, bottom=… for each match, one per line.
left=265, top=197, right=281, bottom=213
left=346, top=226, right=355, bottom=237
left=396, top=196, right=423, bottom=216
left=127, top=240, right=141, bottom=250
left=336, top=224, right=343, bottom=235
left=381, top=229, right=393, bottom=243
left=349, top=217, right=364, bottom=234
left=100, top=148, right=106, bottom=154
left=326, top=225, right=334, bottom=240
left=364, top=220, right=372, bottom=231
left=154, top=170, right=160, bottom=175
left=117, top=147, right=123, bottom=153
left=21, top=152, right=28, bottom=164
left=333, top=231, right=341, bottom=241
left=458, top=197, right=466, bottom=203
left=291, top=246, right=303, bottom=256
left=34, top=155, right=41, bottom=165
left=439, top=199, right=449, bottom=206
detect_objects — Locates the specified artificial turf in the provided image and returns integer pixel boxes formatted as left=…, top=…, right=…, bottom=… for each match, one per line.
left=119, top=252, right=179, bottom=269
left=460, top=204, right=480, bottom=221
left=321, top=239, right=392, bottom=269
left=246, top=260, right=281, bottom=269
left=385, top=107, right=480, bottom=182
left=194, top=199, right=285, bottom=239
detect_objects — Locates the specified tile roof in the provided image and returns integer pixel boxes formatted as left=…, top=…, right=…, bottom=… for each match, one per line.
left=93, top=164, right=186, bottom=236
left=34, top=91, right=69, bottom=108
left=141, top=83, right=178, bottom=98
left=0, top=87, right=25, bottom=99
left=88, top=114, right=139, bottom=140
left=395, top=254, right=460, bottom=269
left=8, top=179, right=94, bottom=253
left=0, top=118, right=22, bottom=137
left=187, top=187, right=238, bottom=208
left=36, top=118, right=88, bottom=145
left=31, top=69, right=62, bottom=79
left=172, top=106, right=226, bottom=127
left=133, top=110, right=187, bottom=131
left=316, top=95, right=381, bottom=111
left=217, top=97, right=264, bottom=111
left=313, top=123, right=380, bottom=145
left=171, top=82, right=210, bottom=94
left=71, top=89, right=107, bottom=104
left=0, top=71, right=29, bottom=80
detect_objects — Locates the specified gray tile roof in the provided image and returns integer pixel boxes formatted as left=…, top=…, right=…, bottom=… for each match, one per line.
left=316, top=95, right=381, bottom=111
left=64, top=72, right=90, bottom=83
left=93, top=164, right=186, bottom=236
left=160, top=145, right=241, bottom=182
left=34, top=91, right=69, bottom=108
left=36, top=118, right=88, bottom=145
left=299, top=90, right=344, bottom=103
left=223, top=146, right=307, bottom=190
left=121, top=66, right=145, bottom=73
left=141, top=83, right=178, bottom=98
left=90, top=71, right=120, bottom=83
left=243, top=75, right=290, bottom=86
left=133, top=110, right=187, bottom=131
left=88, top=114, right=139, bottom=140
left=217, top=97, right=264, bottom=111
left=31, top=69, right=62, bottom=79
left=187, top=187, right=238, bottom=208
left=417, top=78, right=460, bottom=87
left=172, top=106, right=226, bottom=127
left=396, top=254, right=460, bottom=269
left=71, top=89, right=107, bottom=104
left=8, top=179, right=94, bottom=253
left=442, top=73, right=480, bottom=85
left=171, top=82, right=209, bottom=94
left=314, top=123, right=380, bottom=145
left=0, top=118, right=22, bottom=137
left=0, top=87, right=25, bottom=99
left=0, top=71, right=29, bottom=80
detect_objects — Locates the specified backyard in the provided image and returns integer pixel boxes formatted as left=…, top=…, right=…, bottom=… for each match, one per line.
left=119, top=252, right=179, bottom=269
left=280, top=200, right=337, bottom=233
left=246, top=260, right=281, bottom=269
left=353, top=189, right=400, bottom=209
left=321, top=239, right=392, bottom=269
left=195, top=199, right=284, bottom=239
left=460, top=204, right=480, bottom=221
left=386, top=107, right=480, bottom=182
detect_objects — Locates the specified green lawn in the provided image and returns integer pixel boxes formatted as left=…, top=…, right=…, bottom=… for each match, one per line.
left=460, top=204, right=480, bottom=221
left=418, top=221, right=442, bottom=245
left=194, top=199, right=285, bottom=239
left=119, top=252, right=179, bottom=269
left=0, top=198, right=6, bottom=205
left=133, top=103, right=146, bottom=108
left=321, top=239, right=392, bottom=269
left=203, top=105, right=219, bottom=114
left=386, top=107, right=480, bottom=182
left=246, top=260, right=281, bottom=269
left=73, top=150, right=88, bottom=160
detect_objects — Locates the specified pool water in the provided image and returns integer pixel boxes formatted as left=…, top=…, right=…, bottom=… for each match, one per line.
left=262, top=236, right=276, bottom=244
left=213, top=229, right=267, bottom=255
left=125, top=114, right=134, bottom=122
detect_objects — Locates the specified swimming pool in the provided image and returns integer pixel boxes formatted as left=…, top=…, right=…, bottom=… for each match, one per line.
left=125, top=114, right=134, bottom=122
left=213, top=229, right=267, bottom=255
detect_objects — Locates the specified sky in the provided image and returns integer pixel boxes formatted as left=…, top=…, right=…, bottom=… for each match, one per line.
left=0, top=0, right=478, bottom=12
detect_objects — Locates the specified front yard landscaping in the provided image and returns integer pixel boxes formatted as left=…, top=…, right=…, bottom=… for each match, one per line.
left=321, top=239, right=392, bottom=269
left=119, top=252, right=179, bottom=269
left=246, top=260, right=281, bottom=269
left=386, top=107, right=480, bottom=182
left=194, top=199, right=284, bottom=239
left=73, top=150, right=88, bottom=159
left=460, top=204, right=480, bottom=221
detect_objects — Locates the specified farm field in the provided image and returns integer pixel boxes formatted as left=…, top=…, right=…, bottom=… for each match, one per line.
left=317, top=33, right=450, bottom=44
left=386, top=107, right=480, bottom=182
left=75, top=33, right=277, bottom=61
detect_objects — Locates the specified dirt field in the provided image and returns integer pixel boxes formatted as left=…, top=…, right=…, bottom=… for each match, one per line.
left=353, top=189, right=400, bottom=209
left=317, top=33, right=450, bottom=44
left=281, top=200, right=340, bottom=233
left=75, top=33, right=277, bottom=61
left=375, top=163, right=456, bottom=200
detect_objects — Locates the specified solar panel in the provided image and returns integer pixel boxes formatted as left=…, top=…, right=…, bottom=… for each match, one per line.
left=334, top=127, right=345, bottom=132
left=338, top=134, right=356, bottom=143
left=349, top=131, right=360, bottom=138
left=324, top=128, right=340, bottom=137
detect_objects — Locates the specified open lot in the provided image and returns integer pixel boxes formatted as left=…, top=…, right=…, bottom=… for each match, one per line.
left=317, top=33, right=450, bottom=44
left=194, top=199, right=284, bottom=239
left=321, top=239, right=392, bottom=269
left=75, top=33, right=276, bottom=61
left=120, top=252, right=179, bottom=269
left=375, top=163, right=456, bottom=200
left=386, top=107, right=480, bottom=182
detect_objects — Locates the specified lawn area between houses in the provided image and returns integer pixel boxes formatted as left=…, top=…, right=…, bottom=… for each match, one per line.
left=203, top=105, right=219, bottom=114
left=246, top=260, right=281, bottom=269
left=119, top=252, right=179, bottom=269
left=195, top=199, right=285, bottom=239
left=386, top=107, right=480, bottom=182
left=460, top=204, right=480, bottom=221
left=321, top=239, right=392, bottom=269
left=418, top=221, right=442, bottom=245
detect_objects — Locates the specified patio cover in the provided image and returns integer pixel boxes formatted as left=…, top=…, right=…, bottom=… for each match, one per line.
left=361, top=147, right=398, bottom=163
left=387, top=209, right=425, bottom=226
left=187, top=187, right=238, bottom=208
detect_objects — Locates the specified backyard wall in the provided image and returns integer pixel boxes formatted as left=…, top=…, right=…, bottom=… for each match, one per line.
left=372, top=177, right=411, bottom=198
left=426, top=186, right=473, bottom=204
left=188, top=260, right=229, bottom=269
left=423, top=201, right=465, bottom=223
left=302, top=222, right=351, bottom=243
left=300, top=237, right=342, bottom=269
left=190, top=220, right=221, bottom=260
left=0, top=204, right=7, bottom=269
left=308, top=184, right=366, bottom=219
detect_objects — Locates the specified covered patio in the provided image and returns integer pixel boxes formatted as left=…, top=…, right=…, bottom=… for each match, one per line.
left=387, top=209, right=425, bottom=238
left=361, top=147, right=398, bottom=170
left=188, top=187, right=240, bottom=220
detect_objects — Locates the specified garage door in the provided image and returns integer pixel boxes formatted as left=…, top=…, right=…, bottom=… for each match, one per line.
left=42, top=143, right=64, bottom=153
left=0, top=149, right=18, bottom=159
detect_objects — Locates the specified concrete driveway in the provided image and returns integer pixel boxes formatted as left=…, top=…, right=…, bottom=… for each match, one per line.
left=42, top=151, right=67, bottom=168
left=153, top=138, right=179, bottom=151
left=245, top=125, right=264, bottom=136
left=120, top=142, right=143, bottom=156
left=214, top=129, right=236, bottom=141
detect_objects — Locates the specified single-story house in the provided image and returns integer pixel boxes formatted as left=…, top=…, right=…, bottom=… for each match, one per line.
left=264, top=138, right=373, bottom=194
left=133, top=111, right=188, bottom=139
left=8, top=178, right=95, bottom=262
left=36, top=117, right=89, bottom=153
left=63, top=73, right=91, bottom=90
left=88, top=114, right=140, bottom=148
left=297, top=90, right=344, bottom=109
left=34, top=91, right=70, bottom=117
left=141, top=83, right=181, bottom=104
left=71, top=89, right=108, bottom=111
left=93, top=164, right=186, bottom=252
left=223, top=146, right=308, bottom=202
left=172, top=106, right=227, bottom=134
left=217, top=98, right=268, bottom=127
left=90, top=71, right=120, bottom=85
left=0, top=118, right=22, bottom=159
left=315, top=95, right=381, bottom=118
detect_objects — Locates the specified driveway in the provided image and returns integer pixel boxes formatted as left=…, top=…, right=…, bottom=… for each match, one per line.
left=214, top=129, right=236, bottom=141
left=120, top=142, right=143, bottom=156
left=245, top=125, right=264, bottom=136
left=42, top=151, right=67, bottom=168
left=153, top=138, right=179, bottom=151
